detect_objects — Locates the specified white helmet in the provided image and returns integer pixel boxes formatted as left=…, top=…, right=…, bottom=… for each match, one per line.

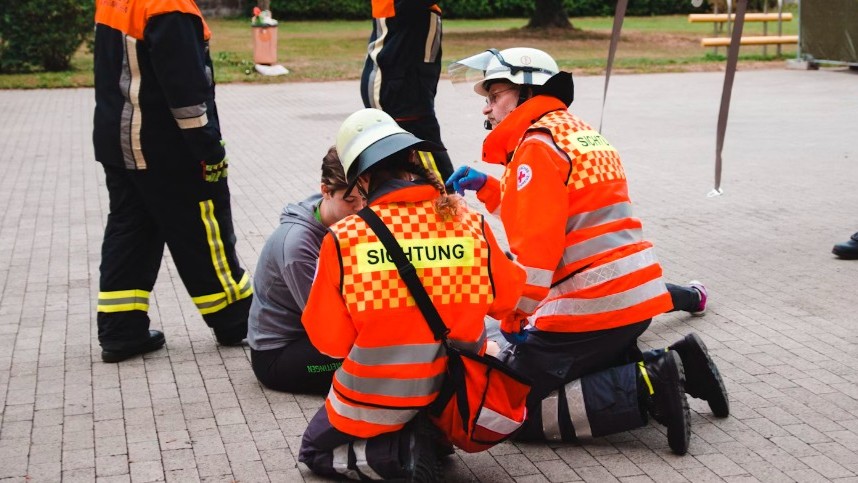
left=336, top=108, right=441, bottom=193
left=449, top=47, right=559, bottom=96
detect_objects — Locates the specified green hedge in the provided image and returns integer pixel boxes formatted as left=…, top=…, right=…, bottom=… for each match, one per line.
left=0, top=0, right=94, bottom=73
left=268, top=0, right=708, bottom=20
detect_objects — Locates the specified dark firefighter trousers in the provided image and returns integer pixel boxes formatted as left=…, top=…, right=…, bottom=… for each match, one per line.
left=299, top=406, right=413, bottom=480
left=97, top=164, right=252, bottom=351
left=507, top=320, right=655, bottom=442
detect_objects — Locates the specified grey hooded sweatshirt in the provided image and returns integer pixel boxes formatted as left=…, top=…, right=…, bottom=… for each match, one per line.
left=248, top=194, right=326, bottom=351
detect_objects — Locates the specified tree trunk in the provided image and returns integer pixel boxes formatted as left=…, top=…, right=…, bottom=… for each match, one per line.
left=526, top=0, right=574, bottom=29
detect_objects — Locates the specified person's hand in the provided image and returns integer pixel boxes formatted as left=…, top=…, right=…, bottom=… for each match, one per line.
left=445, top=165, right=487, bottom=196
left=202, top=140, right=228, bottom=182
left=201, top=156, right=228, bottom=182
left=500, top=328, right=530, bottom=345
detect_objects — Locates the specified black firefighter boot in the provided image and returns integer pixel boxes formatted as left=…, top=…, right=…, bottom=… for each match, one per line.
left=639, top=351, right=691, bottom=455
left=833, top=232, right=858, bottom=260
left=668, top=333, right=730, bottom=418
left=400, top=413, right=443, bottom=483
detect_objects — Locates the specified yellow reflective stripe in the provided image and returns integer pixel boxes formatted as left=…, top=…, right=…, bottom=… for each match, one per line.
left=97, top=289, right=150, bottom=313
left=638, top=362, right=654, bottom=395
left=199, top=199, right=239, bottom=304
left=417, top=151, right=442, bottom=181
left=236, top=272, right=253, bottom=299
left=191, top=273, right=252, bottom=315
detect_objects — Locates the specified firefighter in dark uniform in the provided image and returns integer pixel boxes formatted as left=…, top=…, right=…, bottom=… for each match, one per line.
left=93, top=0, right=252, bottom=362
left=360, top=0, right=454, bottom=181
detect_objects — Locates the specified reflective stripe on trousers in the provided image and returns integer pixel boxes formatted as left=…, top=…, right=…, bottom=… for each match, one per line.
left=97, top=289, right=150, bottom=313
left=542, top=379, right=591, bottom=441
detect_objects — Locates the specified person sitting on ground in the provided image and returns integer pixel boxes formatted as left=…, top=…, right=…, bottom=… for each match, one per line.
left=247, top=147, right=365, bottom=394
left=298, top=108, right=525, bottom=481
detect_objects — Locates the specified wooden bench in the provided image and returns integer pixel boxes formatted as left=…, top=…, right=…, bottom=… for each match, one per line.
left=689, top=12, right=793, bottom=23
left=690, top=11, right=795, bottom=53
left=700, top=35, right=798, bottom=47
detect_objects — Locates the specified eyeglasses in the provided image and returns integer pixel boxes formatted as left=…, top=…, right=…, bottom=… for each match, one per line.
left=486, top=87, right=518, bottom=106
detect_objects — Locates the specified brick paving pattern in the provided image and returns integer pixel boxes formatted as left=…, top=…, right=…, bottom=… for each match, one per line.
left=1, top=68, right=857, bottom=482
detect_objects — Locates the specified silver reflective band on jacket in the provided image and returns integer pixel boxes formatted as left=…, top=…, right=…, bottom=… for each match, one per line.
left=548, top=248, right=659, bottom=298
left=328, top=389, right=418, bottom=426
left=525, top=266, right=554, bottom=289
left=348, top=342, right=442, bottom=365
left=565, top=202, right=633, bottom=233
left=534, top=278, right=668, bottom=318
left=559, top=228, right=643, bottom=269
left=334, top=368, right=445, bottom=398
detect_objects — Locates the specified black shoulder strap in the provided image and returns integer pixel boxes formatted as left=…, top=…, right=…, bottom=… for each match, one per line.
left=356, top=207, right=450, bottom=341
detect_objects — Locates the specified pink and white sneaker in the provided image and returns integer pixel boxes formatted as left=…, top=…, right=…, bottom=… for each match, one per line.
left=688, top=280, right=707, bottom=317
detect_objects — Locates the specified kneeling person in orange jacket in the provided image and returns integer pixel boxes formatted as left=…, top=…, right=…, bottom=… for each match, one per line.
left=447, top=48, right=730, bottom=455
left=298, top=108, right=526, bottom=480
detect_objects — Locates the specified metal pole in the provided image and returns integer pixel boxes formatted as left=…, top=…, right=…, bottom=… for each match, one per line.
left=777, top=0, right=784, bottom=56
left=763, top=1, right=769, bottom=57
left=712, top=0, right=748, bottom=196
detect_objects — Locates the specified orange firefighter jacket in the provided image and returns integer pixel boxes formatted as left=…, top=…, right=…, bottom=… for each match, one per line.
left=476, top=96, right=672, bottom=335
left=302, top=183, right=525, bottom=438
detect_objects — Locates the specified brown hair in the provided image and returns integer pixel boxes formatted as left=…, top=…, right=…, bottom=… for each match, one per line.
left=320, top=146, right=348, bottom=190
left=364, top=149, right=465, bottom=221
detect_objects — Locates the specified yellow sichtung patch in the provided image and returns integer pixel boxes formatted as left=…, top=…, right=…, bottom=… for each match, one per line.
left=570, top=130, right=617, bottom=155
left=356, top=237, right=475, bottom=273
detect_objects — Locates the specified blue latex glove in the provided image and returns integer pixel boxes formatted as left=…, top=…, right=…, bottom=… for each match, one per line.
left=501, top=328, right=530, bottom=345
left=445, top=166, right=487, bottom=196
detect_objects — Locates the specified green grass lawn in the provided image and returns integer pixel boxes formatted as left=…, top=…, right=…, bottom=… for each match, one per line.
left=0, top=12, right=799, bottom=89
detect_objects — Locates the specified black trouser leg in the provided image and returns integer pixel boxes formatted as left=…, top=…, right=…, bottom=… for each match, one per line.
left=98, top=166, right=165, bottom=351
left=250, top=337, right=343, bottom=395
left=516, top=362, right=647, bottom=442
left=299, top=407, right=407, bottom=480
left=132, top=165, right=251, bottom=336
left=666, top=283, right=699, bottom=313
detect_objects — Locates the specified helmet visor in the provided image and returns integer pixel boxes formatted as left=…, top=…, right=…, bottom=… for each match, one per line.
left=448, top=50, right=498, bottom=94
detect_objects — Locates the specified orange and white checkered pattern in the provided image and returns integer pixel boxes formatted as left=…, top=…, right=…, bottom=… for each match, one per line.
left=330, top=201, right=494, bottom=312
left=531, top=111, right=626, bottom=191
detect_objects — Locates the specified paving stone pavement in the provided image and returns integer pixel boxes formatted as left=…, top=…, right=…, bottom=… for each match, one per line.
left=1, top=66, right=857, bottom=482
